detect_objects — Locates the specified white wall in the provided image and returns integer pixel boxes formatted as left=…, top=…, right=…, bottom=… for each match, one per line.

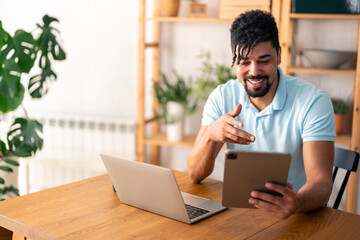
left=0, top=0, right=138, bottom=119
left=1, top=0, right=359, bottom=213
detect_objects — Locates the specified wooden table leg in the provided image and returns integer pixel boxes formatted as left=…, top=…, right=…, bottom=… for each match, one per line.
left=0, top=226, right=12, bottom=240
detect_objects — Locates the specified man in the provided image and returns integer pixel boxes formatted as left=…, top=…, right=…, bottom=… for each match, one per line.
left=187, top=10, right=335, bottom=219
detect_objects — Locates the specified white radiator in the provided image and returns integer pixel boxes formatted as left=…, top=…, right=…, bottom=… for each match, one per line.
left=18, top=113, right=137, bottom=194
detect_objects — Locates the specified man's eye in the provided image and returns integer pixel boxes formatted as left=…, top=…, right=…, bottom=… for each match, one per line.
left=259, top=60, right=270, bottom=64
left=240, top=62, right=250, bottom=66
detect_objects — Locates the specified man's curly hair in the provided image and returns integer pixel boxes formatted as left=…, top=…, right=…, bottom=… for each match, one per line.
left=230, top=10, right=280, bottom=66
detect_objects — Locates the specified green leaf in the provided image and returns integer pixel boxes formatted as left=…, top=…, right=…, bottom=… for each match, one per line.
left=28, top=67, right=57, bottom=98
left=24, top=14, right=66, bottom=99
left=154, top=71, right=197, bottom=124
left=331, top=98, right=349, bottom=114
left=12, top=30, right=37, bottom=72
left=0, top=62, right=25, bottom=113
left=42, top=15, right=59, bottom=25
left=36, top=15, right=66, bottom=62
left=0, top=140, right=7, bottom=157
left=2, top=187, right=8, bottom=195
left=8, top=186, right=19, bottom=196
left=4, top=159, right=19, bottom=166
left=0, top=21, right=10, bottom=50
left=192, top=49, right=236, bottom=100
left=1, top=30, right=37, bottom=73
left=0, top=177, right=4, bottom=184
left=7, top=118, right=43, bottom=157
left=0, top=166, right=13, bottom=172
left=0, top=31, right=28, bottom=113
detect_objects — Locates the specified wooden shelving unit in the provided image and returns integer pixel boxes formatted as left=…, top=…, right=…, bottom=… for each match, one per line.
left=137, top=1, right=236, bottom=165
left=145, top=17, right=234, bottom=22
left=287, top=67, right=357, bottom=76
left=137, top=0, right=281, bottom=165
left=279, top=0, right=360, bottom=213
left=144, top=133, right=197, bottom=147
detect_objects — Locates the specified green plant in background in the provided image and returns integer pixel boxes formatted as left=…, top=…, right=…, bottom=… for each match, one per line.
left=191, top=50, right=236, bottom=101
left=331, top=98, right=349, bottom=114
left=154, top=72, right=197, bottom=124
left=0, top=15, right=66, bottom=199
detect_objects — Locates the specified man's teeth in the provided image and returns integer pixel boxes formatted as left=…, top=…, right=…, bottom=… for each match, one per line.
left=248, top=79, right=263, bottom=84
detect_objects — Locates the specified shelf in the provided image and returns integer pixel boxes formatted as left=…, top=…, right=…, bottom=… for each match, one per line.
left=287, top=67, right=357, bottom=75
left=335, top=134, right=352, bottom=146
left=290, top=13, right=360, bottom=20
left=144, top=133, right=197, bottom=147
left=145, top=17, right=234, bottom=23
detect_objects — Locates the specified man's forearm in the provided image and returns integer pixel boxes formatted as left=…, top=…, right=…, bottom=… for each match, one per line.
left=297, top=141, right=334, bottom=213
left=187, top=128, right=222, bottom=183
left=295, top=179, right=333, bottom=213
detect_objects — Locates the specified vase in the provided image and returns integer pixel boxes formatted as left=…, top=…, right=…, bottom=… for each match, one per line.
left=154, top=0, right=180, bottom=17
left=166, top=101, right=185, bottom=142
left=334, top=114, right=346, bottom=135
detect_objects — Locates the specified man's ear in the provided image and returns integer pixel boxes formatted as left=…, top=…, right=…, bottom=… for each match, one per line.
left=277, top=47, right=282, bottom=65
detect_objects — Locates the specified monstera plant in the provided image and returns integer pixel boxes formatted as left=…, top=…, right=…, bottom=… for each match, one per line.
left=0, top=15, right=66, bottom=199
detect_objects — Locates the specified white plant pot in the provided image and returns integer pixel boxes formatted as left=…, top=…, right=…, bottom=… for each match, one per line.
left=166, top=101, right=185, bottom=142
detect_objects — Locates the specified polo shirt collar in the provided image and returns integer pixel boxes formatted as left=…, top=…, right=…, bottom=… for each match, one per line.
left=271, top=67, right=287, bottom=111
left=238, top=66, right=287, bottom=111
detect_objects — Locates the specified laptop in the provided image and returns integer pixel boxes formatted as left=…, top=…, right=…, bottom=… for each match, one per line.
left=222, top=150, right=291, bottom=208
left=100, top=154, right=227, bottom=224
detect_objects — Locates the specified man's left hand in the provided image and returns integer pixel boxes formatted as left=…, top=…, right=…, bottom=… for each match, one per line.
left=248, top=182, right=299, bottom=219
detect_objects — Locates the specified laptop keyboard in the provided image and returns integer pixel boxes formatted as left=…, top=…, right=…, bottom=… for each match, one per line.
left=185, top=204, right=210, bottom=219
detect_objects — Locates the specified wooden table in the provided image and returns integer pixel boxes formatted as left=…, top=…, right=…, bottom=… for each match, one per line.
left=0, top=171, right=359, bottom=240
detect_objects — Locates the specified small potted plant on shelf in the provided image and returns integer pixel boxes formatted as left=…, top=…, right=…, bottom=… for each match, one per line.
left=0, top=15, right=66, bottom=199
left=192, top=50, right=237, bottom=101
left=331, top=98, right=349, bottom=135
left=154, top=72, right=197, bottom=142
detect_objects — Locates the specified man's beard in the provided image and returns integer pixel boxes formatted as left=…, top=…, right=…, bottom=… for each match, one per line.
left=244, top=75, right=272, bottom=98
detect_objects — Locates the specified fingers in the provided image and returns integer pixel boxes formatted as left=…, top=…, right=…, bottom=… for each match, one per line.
left=249, top=182, right=298, bottom=219
left=265, top=182, right=296, bottom=200
left=223, top=136, right=253, bottom=145
left=208, top=103, right=256, bottom=144
left=250, top=191, right=283, bottom=206
left=249, top=198, right=289, bottom=219
left=226, top=114, right=244, bottom=128
left=226, top=126, right=256, bottom=142
left=229, top=103, right=242, bottom=117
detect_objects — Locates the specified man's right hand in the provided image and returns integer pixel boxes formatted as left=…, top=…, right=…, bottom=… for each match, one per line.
left=187, top=104, right=255, bottom=183
left=207, top=104, right=255, bottom=144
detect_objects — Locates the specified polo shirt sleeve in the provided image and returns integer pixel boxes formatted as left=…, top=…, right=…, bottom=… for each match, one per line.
left=302, top=92, right=336, bottom=142
left=202, top=87, right=224, bottom=126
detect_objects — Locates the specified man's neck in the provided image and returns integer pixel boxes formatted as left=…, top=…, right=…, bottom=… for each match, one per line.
left=250, top=70, right=280, bottom=112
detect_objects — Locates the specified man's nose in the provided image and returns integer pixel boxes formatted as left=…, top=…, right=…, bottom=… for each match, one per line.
left=249, top=62, right=260, bottom=76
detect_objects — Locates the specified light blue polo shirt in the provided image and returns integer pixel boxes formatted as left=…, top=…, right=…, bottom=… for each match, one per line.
left=202, top=67, right=335, bottom=191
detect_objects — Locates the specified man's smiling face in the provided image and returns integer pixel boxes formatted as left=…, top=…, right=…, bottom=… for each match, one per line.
left=234, top=41, right=281, bottom=98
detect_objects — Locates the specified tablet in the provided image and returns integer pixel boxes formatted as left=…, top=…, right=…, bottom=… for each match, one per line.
left=222, top=150, right=291, bottom=208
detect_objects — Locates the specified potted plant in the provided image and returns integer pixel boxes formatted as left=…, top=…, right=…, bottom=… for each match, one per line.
left=192, top=50, right=237, bottom=101
left=331, top=98, right=349, bottom=135
left=154, top=72, right=197, bottom=141
left=0, top=15, right=66, bottom=199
